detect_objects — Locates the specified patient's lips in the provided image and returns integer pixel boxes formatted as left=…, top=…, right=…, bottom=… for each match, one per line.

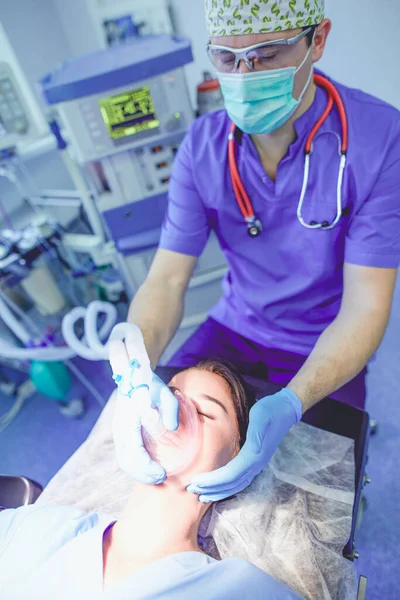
left=142, top=391, right=202, bottom=476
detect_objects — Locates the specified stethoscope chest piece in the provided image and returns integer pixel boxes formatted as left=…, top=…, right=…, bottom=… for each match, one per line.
left=247, top=219, right=263, bottom=238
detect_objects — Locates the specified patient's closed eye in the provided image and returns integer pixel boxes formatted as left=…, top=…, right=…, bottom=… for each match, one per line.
left=197, top=410, right=214, bottom=419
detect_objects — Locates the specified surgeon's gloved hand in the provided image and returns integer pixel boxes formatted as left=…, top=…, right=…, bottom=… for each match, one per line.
left=187, top=389, right=303, bottom=503
left=109, top=336, right=179, bottom=485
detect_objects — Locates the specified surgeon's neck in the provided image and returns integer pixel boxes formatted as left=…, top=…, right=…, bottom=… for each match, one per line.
left=106, top=479, right=207, bottom=565
left=252, top=80, right=317, bottom=181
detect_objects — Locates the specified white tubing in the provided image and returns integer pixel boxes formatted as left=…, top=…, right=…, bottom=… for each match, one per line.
left=0, top=292, right=109, bottom=406
left=62, top=307, right=95, bottom=361
left=84, top=301, right=118, bottom=359
left=62, top=301, right=119, bottom=361
left=0, top=295, right=119, bottom=363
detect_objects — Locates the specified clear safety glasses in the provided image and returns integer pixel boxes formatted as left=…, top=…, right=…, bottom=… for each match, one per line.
left=207, top=27, right=312, bottom=73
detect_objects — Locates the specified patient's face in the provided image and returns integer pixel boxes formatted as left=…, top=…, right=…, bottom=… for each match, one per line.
left=168, top=368, right=240, bottom=481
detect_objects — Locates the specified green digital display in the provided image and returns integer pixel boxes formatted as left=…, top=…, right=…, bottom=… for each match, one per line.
left=99, top=86, right=160, bottom=140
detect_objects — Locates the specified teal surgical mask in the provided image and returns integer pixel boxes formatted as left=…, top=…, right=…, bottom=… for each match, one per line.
left=217, top=47, right=314, bottom=135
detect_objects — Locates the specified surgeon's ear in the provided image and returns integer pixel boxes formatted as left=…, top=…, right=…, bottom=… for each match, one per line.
left=312, top=18, right=332, bottom=63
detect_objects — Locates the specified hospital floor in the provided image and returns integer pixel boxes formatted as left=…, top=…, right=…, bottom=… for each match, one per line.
left=0, top=280, right=399, bottom=600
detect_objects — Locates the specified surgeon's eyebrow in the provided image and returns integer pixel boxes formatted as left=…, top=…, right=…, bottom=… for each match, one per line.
left=200, top=394, right=228, bottom=414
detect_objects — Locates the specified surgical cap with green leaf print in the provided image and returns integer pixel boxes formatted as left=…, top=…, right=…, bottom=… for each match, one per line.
left=205, top=0, right=325, bottom=37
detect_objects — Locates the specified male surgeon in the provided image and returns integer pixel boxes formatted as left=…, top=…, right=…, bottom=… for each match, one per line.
left=110, top=0, right=400, bottom=502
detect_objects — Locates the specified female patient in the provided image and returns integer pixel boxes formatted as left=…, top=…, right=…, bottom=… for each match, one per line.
left=0, top=361, right=300, bottom=599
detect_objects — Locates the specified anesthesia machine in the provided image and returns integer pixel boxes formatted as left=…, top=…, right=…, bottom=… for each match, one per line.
left=0, top=33, right=228, bottom=427
left=40, top=34, right=195, bottom=295
left=39, top=34, right=227, bottom=366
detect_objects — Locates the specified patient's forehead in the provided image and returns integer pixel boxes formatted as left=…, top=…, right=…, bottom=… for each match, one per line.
left=169, top=369, right=232, bottom=405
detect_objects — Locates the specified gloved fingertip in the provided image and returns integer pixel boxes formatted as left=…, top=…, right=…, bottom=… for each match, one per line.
left=189, top=476, right=207, bottom=489
left=160, top=390, right=180, bottom=431
left=147, top=474, right=165, bottom=486
left=199, top=496, right=213, bottom=504
left=155, top=475, right=167, bottom=485
left=145, top=461, right=166, bottom=483
left=161, top=406, right=179, bottom=431
left=166, top=418, right=179, bottom=432
left=186, top=485, right=198, bottom=494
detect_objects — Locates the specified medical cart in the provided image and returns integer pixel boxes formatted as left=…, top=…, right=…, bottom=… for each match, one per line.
left=39, top=35, right=228, bottom=348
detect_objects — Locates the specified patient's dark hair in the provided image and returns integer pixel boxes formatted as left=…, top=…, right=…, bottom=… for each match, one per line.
left=195, top=360, right=256, bottom=449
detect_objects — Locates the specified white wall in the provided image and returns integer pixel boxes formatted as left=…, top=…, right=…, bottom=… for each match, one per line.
left=169, top=0, right=209, bottom=106
left=320, top=0, right=400, bottom=109
left=52, top=0, right=99, bottom=59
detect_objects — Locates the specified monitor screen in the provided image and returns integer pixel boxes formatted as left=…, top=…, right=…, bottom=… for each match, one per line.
left=99, top=86, right=160, bottom=140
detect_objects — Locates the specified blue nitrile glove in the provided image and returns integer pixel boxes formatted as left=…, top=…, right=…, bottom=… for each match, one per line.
left=187, top=389, right=303, bottom=502
left=110, top=333, right=179, bottom=485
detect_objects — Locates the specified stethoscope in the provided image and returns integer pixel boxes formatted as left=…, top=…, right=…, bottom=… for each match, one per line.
left=228, top=73, right=349, bottom=238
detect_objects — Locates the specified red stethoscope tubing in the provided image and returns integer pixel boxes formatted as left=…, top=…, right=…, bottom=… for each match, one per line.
left=307, top=73, right=348, bottom=152
left=228, top=129, right=254, bottom=220
left=228, top=74, right=349, bottom=224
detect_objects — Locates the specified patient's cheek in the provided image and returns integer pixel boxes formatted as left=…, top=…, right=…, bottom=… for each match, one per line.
left=168, top=425, right=239, bottom=484
left=194, top=431, right=239, bottom=474
left=210, top=446, right=236, bottom=470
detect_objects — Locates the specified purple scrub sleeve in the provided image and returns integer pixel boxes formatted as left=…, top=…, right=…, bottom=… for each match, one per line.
left=344, top=115, right=400, bottom=268
left=159, top=71, right=400, bottom=358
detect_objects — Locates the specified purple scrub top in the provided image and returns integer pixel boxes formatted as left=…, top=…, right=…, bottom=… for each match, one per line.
left=159, top=71, right=400, bottom=356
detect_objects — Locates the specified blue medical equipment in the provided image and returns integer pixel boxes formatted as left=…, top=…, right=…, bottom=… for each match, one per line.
left=40, top=35, right=193, bottom=162
left=38, top=37, right=225, bottom=342
left=103, top=15, right=142, bottom=46
left=29, top=360, right=71, bottom=402
left=39, top=35, right=194, bottom=280
left=0, top=62, right=44, bottom=151
left=0, top=64, right=29, bottom=150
